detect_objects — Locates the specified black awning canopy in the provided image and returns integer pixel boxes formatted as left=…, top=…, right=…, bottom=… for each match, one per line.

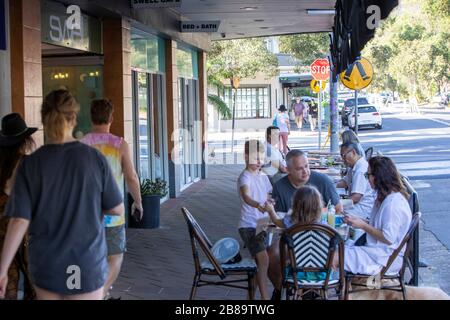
left=331, top=0, right=399, bottom=75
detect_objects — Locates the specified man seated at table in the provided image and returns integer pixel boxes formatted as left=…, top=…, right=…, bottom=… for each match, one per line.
left=261, top=126, right=288, bottom=184
left=267, top=149, right=342, bottom=300
left=272, top=149, right=343, bottom=214
left=336, top=142, right=376, bottom=219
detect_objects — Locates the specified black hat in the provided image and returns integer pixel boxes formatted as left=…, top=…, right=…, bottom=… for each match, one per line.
left=0, top=113, right=37, bottom=147
left=278, top=104, right=287, bottom=112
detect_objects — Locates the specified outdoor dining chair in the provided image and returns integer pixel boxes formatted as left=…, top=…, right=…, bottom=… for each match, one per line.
left=181, top=207, right=257, bottom=300
left=279, top=223, right=346, bottom=300
left=364, top=147, right=374, bottom=159
left=344, top=212, right=421, bottom=300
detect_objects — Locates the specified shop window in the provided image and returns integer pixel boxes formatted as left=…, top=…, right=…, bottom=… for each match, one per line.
left=42, top=65, right=103, bottom=138
left=222, top=86, right=271, bottom=119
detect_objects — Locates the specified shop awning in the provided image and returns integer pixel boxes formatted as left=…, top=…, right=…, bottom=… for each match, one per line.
left=174, top=0, right=336, bottom=40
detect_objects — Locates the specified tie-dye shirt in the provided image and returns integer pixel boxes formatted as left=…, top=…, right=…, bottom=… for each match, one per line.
left=81, top=133, right=125, bottom=227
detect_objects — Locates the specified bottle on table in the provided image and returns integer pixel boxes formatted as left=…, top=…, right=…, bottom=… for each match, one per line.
left=327, top=200, right=336, bottom=228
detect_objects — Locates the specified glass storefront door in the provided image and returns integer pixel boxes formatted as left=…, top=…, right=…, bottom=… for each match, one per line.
left=132, top=70, right=168, bottom=184
left=178, top=77, right=201, bottom=187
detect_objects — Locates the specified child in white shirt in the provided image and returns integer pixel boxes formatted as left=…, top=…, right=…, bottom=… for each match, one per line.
left=237, top=140, right=273, bottom=300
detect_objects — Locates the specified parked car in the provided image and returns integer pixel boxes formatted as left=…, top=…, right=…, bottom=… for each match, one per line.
left=341, top=97, right=369, bottom=126
left=348, top=104, right=382, bottom=130
left=380, top=92, right=393, bottom=104
left=338, top=98, right=345, bottom=112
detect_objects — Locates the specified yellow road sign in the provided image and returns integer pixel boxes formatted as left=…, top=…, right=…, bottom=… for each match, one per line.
left=310, top=79, right=326, bottom=93
left=340, top=57, right=373, bottom=90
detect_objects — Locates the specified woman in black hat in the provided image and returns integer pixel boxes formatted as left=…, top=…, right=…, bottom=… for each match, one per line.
left=0, top=113, right=37, bottom=299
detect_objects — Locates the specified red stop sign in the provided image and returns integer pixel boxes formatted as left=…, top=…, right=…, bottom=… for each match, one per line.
left=310, top=58, right=330, bottom=81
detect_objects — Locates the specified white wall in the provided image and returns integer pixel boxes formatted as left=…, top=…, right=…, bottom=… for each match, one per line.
left=207, top=72, right=283, bottom=132
left=0, top=0, right=11, bottom=117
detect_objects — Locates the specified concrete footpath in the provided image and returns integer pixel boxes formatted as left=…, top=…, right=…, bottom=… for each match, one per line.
left=111, top=164, right=450, bottom=299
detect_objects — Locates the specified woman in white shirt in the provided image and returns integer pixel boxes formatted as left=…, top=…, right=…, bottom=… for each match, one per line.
left=333, top=156, right=412, bottom=275
left=275, top=105, right=290, bottom=156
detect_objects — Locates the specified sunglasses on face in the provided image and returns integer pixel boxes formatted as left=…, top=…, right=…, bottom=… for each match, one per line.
left=364, top=172, right=374, bottom=179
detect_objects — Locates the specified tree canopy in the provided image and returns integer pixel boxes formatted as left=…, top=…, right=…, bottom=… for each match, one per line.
left=363, top=0, right=450, bottom=100
left=279, top=33, right=330, bottom=66
left=207, top=38, right=278, bottom=83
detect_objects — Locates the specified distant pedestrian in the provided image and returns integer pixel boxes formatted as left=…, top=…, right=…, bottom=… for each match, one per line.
left=308, top=101, right=318, bottom=131
left=0, top=90, right=124, bottom=300
left=81, top=99, right=143, bottom=299
left=292, top=97, right=305, bottom=129
left=0, top=113, right=36, bottom=300
left=275, top=105, right=290, bottom=155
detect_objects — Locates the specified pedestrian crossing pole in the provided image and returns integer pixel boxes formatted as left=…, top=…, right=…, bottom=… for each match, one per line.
left=318, top=81, right=322, bottom=149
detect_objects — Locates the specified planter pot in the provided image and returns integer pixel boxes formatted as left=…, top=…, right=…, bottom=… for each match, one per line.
left=129, top=195, right=160, bottom=229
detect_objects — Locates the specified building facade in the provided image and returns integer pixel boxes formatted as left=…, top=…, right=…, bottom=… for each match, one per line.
left=0, top=0, right=211, bottom=202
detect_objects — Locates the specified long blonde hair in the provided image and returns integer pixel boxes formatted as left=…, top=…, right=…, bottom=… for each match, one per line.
left=42, top=90, right=79, bottom=143
left=291, top=186, right=323, bottom=224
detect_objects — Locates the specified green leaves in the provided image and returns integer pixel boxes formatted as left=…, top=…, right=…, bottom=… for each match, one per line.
left=208, top=38, right=278, bottom=82
left=140, top=178, right=168, bottom=197
left=207, top=94, right=232, bottom=119
left=279, top=33, right=330, bottom=65
left=363, top=0, right=450, bottom=100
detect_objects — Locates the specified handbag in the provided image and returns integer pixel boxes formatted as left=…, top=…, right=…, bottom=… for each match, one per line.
left=272, top=114, right=277, bottom=127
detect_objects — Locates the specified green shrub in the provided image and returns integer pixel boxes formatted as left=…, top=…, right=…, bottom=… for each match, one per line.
left=140, top=178, right=168, bottom=197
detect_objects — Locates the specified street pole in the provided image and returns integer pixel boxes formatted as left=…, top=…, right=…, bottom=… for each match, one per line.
left=354, top=90, right=359, bottom=135
left=330, top=73, right=339, bottom=153
left=231, top=87, right=237, bottom=153
left=318, top=81, right=322, bottom=149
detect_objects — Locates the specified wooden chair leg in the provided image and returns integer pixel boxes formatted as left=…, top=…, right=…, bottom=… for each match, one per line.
left=400, top=279, right=407, bottom=300
left=190, top=274, right=200, bottom=300
left=248, top=272, right=256, bottom=300
left=344, top=277, right=350, bottom=300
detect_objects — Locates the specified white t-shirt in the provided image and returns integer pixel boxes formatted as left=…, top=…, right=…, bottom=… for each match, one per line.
left=262, top=142, right=287, bottom=176
left=237, top=169, right=273, bottom=228
left=276, top=113, right=290, bottom=133
left=344, top=157, right=376, bottom=219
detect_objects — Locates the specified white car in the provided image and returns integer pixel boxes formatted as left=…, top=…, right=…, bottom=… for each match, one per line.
left=348, top=104, right=382, bottom=130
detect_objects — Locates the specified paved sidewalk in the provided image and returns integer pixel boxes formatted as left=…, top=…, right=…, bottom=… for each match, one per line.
left=111, top=164, right=450, bottom=300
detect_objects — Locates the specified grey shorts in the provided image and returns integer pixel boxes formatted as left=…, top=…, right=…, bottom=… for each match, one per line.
left=105, top=225, right=126, bottom=256
left=238, top=228, right=268, bottom=257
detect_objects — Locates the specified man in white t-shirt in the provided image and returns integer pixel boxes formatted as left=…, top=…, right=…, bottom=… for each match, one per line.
left=336, top=142, right=376, bottom=219
left=262, top=126, right=288, bottom=184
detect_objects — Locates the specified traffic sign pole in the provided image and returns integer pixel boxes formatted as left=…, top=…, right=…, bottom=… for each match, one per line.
left=355, top=90, right=359, bottom=135
left=318, top=81, right=322, bottom=149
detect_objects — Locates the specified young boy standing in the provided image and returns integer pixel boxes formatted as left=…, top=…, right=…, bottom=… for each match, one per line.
left=237, top=140, right=273, bottom=300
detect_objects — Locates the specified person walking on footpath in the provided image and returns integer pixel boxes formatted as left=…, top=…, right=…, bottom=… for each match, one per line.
left=81, top=99, right=143, bottom=299
left=0, top=90, right=124, bottom=300
left=308, top=100, right=318, bottom=131
left=275, top=105, right=290, bottom=156
left=0, top=113, right=37, bottom=300
left=237, top=140, right=278, bottom=300
left=292, top=97, right=305, bottom=130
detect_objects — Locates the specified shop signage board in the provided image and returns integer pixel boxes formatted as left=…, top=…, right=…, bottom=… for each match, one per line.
left=0, top=0, right=6, bottom=50
left=310, top=58, right=330, bottom=81
left=181, top=21, right=220, bottom=33
left=41, top=0, right=102, bottom=54
left=339, top=57, right=373, bottom=90
left=131, top=0, right=182, bottom=9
